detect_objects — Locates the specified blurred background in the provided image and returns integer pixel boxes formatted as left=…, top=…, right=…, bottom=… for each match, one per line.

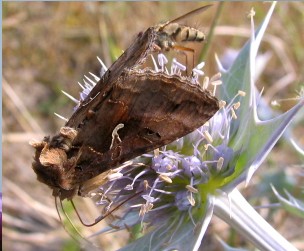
left=2, top=2, right=303, bottom=251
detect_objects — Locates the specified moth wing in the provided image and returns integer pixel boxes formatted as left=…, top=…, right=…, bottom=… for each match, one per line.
left=73, top=69, right=219, bottom=180
left=113, top=70, right=219, bottom=159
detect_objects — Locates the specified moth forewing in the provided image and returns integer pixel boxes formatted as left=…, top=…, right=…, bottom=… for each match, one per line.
left=79, top=161, right=134, bottom=197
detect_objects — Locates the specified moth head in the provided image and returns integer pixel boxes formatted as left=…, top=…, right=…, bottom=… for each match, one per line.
left=49, top=127, right=78, bottom=151
left=30, top=127, right=79, bottom=200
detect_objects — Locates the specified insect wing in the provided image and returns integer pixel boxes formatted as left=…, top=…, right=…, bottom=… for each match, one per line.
left=67, top=28, right=156, bottom=128
left=72, top=69, right=219, bottom=183
left=162, top=4, right=213, bottom=29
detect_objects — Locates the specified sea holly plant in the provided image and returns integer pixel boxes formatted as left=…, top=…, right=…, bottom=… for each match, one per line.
left=60, top=2, right=303, bottom=251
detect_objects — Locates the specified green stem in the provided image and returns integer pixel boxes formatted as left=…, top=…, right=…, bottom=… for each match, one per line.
left=200, top=2, right=225, bottom=61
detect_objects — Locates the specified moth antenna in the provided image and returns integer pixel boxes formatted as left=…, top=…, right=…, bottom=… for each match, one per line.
left=55, top=197, right=93, bottom=247
left=71, top=190, right=143, bottom=227
left=81, top=92, right=100, bottom=107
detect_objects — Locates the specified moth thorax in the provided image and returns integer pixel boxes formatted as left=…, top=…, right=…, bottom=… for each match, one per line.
left=57, top=127, right=78, bottom=151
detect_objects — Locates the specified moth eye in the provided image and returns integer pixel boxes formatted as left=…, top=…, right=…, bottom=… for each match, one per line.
left=60, top=144, right=70, bottom=151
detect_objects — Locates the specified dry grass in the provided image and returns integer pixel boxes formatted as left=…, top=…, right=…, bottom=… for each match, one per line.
left=2, top=2, right=303, bottom=251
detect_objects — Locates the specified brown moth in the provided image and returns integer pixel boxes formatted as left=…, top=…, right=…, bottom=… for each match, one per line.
left=31, top=5, right=219, bottom=201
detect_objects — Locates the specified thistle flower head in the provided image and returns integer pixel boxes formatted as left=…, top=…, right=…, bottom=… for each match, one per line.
left=59, top=3, right=303, bottom=250
left=64, top=52, right=249, bottom=248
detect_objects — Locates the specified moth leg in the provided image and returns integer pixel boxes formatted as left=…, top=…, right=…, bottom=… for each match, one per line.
left=68, top=191, right=142, bottom=227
